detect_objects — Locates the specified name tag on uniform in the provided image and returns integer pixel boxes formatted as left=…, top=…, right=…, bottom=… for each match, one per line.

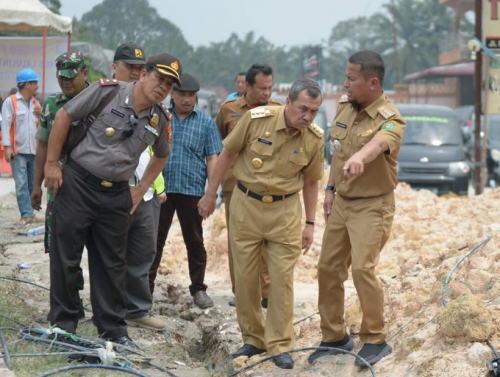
left=145, top=125, right=159, bottom=137
left=336, top=122, right=347, bottom=129
left=111, top=108, right=125, bottom=118
left=257, top=137, right=273, bottom=145
left=231, top=112, right=242, bottom=117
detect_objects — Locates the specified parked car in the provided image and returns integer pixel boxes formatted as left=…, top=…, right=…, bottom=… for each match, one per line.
left=396, top=104, right=470, bottom=195
left=465, top=114, right=500, bottom=187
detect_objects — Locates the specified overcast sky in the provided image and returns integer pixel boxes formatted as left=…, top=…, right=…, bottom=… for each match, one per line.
left=60, top=0, right=391, bottom=48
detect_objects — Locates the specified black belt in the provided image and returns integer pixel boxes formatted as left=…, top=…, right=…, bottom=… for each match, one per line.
left=237, top=182, right=296, bottom=203
left=67, top=159, right=128, bottom=189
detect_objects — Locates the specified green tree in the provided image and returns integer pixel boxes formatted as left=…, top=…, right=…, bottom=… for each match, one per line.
left=40, top=0, right=61, bottom=14
left=72, top=18, right=94, bottom=43
left=80, top=0, right=192, bottom=60
left=326, top=0, right=456, bottom=89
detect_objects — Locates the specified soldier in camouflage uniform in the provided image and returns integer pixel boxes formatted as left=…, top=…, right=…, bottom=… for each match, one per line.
left=32, top=51, right=88, bottom=252
left=31, top=52, right=88, bottom=317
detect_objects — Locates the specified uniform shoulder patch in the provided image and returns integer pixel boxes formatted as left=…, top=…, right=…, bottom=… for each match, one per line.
left=308, top=122, right=324, bottom=139
left=381, top=121, right=395, bottom=131
left=339, top=94, right=349, bottom=103
left=250, top=107, right=274, bottom=119
left=377, top=106, right=395, bottom=119
left=98, top=78, right=119, bottom=86
left=156, top=103, right=172, bottom=121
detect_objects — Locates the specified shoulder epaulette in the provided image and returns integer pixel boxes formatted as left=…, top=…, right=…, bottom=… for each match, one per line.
left=250, top=107, right=274, bottom=119
left=377, top=106, right=395, bottom=119
left=269, top=99, right=283, bottom=106
left=308, top=122, right=324, bottom=139
left=339, top=94, right=349, bottom=103
left=156, top=103, right=172, bottom=121
left=98, top=78, right=119, bottom=86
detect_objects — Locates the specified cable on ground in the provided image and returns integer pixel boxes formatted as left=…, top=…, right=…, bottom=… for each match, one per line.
left=35, top=363, right=152, bottom=377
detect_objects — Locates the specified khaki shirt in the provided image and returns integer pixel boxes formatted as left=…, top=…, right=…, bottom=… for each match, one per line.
left=331, top=93, right=405, bottom=198
left=224, top=106, right=324, bottom=195
left=216, top=95, right=282, bottom=191
left=65, top=81, right=170, bottom=182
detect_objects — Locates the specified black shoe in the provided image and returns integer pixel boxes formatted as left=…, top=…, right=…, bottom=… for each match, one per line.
left=228, top=297, right=236, bottom=307
left=308, top=334, right=354, bottom=364
left=193, top=291, right=214, bottom=309
left=261, top=298, right=268, bottom=309
left=231, top=344, right=266, bottom=359
left=273, top=353, right=293, bottom=369
left=355, top=342, right=392, bottom=367
left=108, top=335, right=139, bottom=350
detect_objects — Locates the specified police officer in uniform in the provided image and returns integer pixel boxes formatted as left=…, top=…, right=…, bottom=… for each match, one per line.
left=216, top=64, right=281, bottom=307
left=199, top=78, right=324, bottom=370
left=308, top=51, right=405, bottom=366
left=44, top=53, right=182, bottom=347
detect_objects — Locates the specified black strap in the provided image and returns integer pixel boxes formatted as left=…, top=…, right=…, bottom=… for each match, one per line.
left=64, top=85, right=120, bottom=156
left=85, top=85, right=121, bottom=126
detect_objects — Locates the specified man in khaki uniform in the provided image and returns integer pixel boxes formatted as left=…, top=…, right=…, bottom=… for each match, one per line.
left=308, top=51, right=405, bottom=367
left=216, top=64, right=281, bottom=307
left=199, top=78, right=324, bottom=370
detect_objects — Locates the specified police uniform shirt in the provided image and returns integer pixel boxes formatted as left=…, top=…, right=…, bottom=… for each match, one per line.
left=223, top=106, right=324, bottom=196
left=64, top=81, right=170, bottom=182
left=332, top=94, right=405, bottom=198
left=216, top=96, right=282, bottom=191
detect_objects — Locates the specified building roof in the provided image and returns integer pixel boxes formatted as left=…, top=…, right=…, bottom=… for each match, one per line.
left=404, top=62, right=474, bottom=81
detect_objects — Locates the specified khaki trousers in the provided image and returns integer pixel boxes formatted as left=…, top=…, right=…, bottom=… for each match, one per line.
left=230, top=188, right=301, bottom=354
left=224, top=190, right=270, bottom=297
left=318, top=191, right=395, bottom=344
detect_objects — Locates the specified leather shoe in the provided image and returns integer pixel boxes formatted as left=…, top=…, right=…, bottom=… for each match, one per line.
left=355, top=342, right=392, bottom=367
left=231, top=344, right=266, bottom=359
left=193, top=291, right=214, bottom=309
left=308, top=334, right=354, bottom=364
left=273, top=353, right=293, bottom=369
left=108, top=335, right=139, bottom=349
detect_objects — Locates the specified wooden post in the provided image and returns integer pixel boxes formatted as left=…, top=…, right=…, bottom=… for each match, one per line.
left=42, top=27, right=47, bottom=102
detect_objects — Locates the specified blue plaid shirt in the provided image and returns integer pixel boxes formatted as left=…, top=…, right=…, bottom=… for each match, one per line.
left=163, top=106, right=223, bottom=196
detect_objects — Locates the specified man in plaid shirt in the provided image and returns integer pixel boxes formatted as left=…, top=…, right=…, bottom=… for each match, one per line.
left=149, top=73, right=223, bottom=309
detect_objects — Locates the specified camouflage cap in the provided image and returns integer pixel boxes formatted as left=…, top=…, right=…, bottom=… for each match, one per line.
left=56, top=51, right=85, bottom=79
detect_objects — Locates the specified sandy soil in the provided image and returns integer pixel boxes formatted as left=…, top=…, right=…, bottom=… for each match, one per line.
left=1, top=177, right=500, bottom=376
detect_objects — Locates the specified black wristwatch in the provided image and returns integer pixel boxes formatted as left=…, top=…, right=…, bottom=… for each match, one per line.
left=325, top=185, right=336, bottom=192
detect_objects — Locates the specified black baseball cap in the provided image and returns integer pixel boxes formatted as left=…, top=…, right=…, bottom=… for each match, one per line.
left=145, top=53, right=182, bottom=85
left=114, top=42, right=146, bottom=65
left=173, top=73, right=200, bottom=92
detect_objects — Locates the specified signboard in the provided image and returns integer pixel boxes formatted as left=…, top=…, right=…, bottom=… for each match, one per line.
left=484, top=0, right=500, bottom=114
left=0, top=36, right=68, bottom=99
left=484, top=0, right=500, bottom=50
left=486, top=58, right=500, bottom=114
left=302, top=45, right=322, bottom=80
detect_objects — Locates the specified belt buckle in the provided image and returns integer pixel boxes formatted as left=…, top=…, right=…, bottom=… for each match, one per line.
left=262, top=195, right=273, bottom=203
left=101, top=180, right=113, bottom=188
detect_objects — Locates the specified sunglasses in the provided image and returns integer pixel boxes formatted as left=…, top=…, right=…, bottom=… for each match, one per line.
left=123, top=114, right=138, bottom=138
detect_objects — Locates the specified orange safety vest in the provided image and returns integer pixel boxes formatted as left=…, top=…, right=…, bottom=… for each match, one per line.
left=1, top=94, right=41, bottom=155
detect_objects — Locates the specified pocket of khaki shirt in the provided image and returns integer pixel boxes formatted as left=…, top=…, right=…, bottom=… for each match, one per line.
left=250, top=140, right=274, bottom=158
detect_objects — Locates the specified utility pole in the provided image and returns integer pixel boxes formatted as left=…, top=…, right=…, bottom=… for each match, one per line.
left=474, top=0, right=483, bottom=194
left=391, top=0, right=400, bottom=85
